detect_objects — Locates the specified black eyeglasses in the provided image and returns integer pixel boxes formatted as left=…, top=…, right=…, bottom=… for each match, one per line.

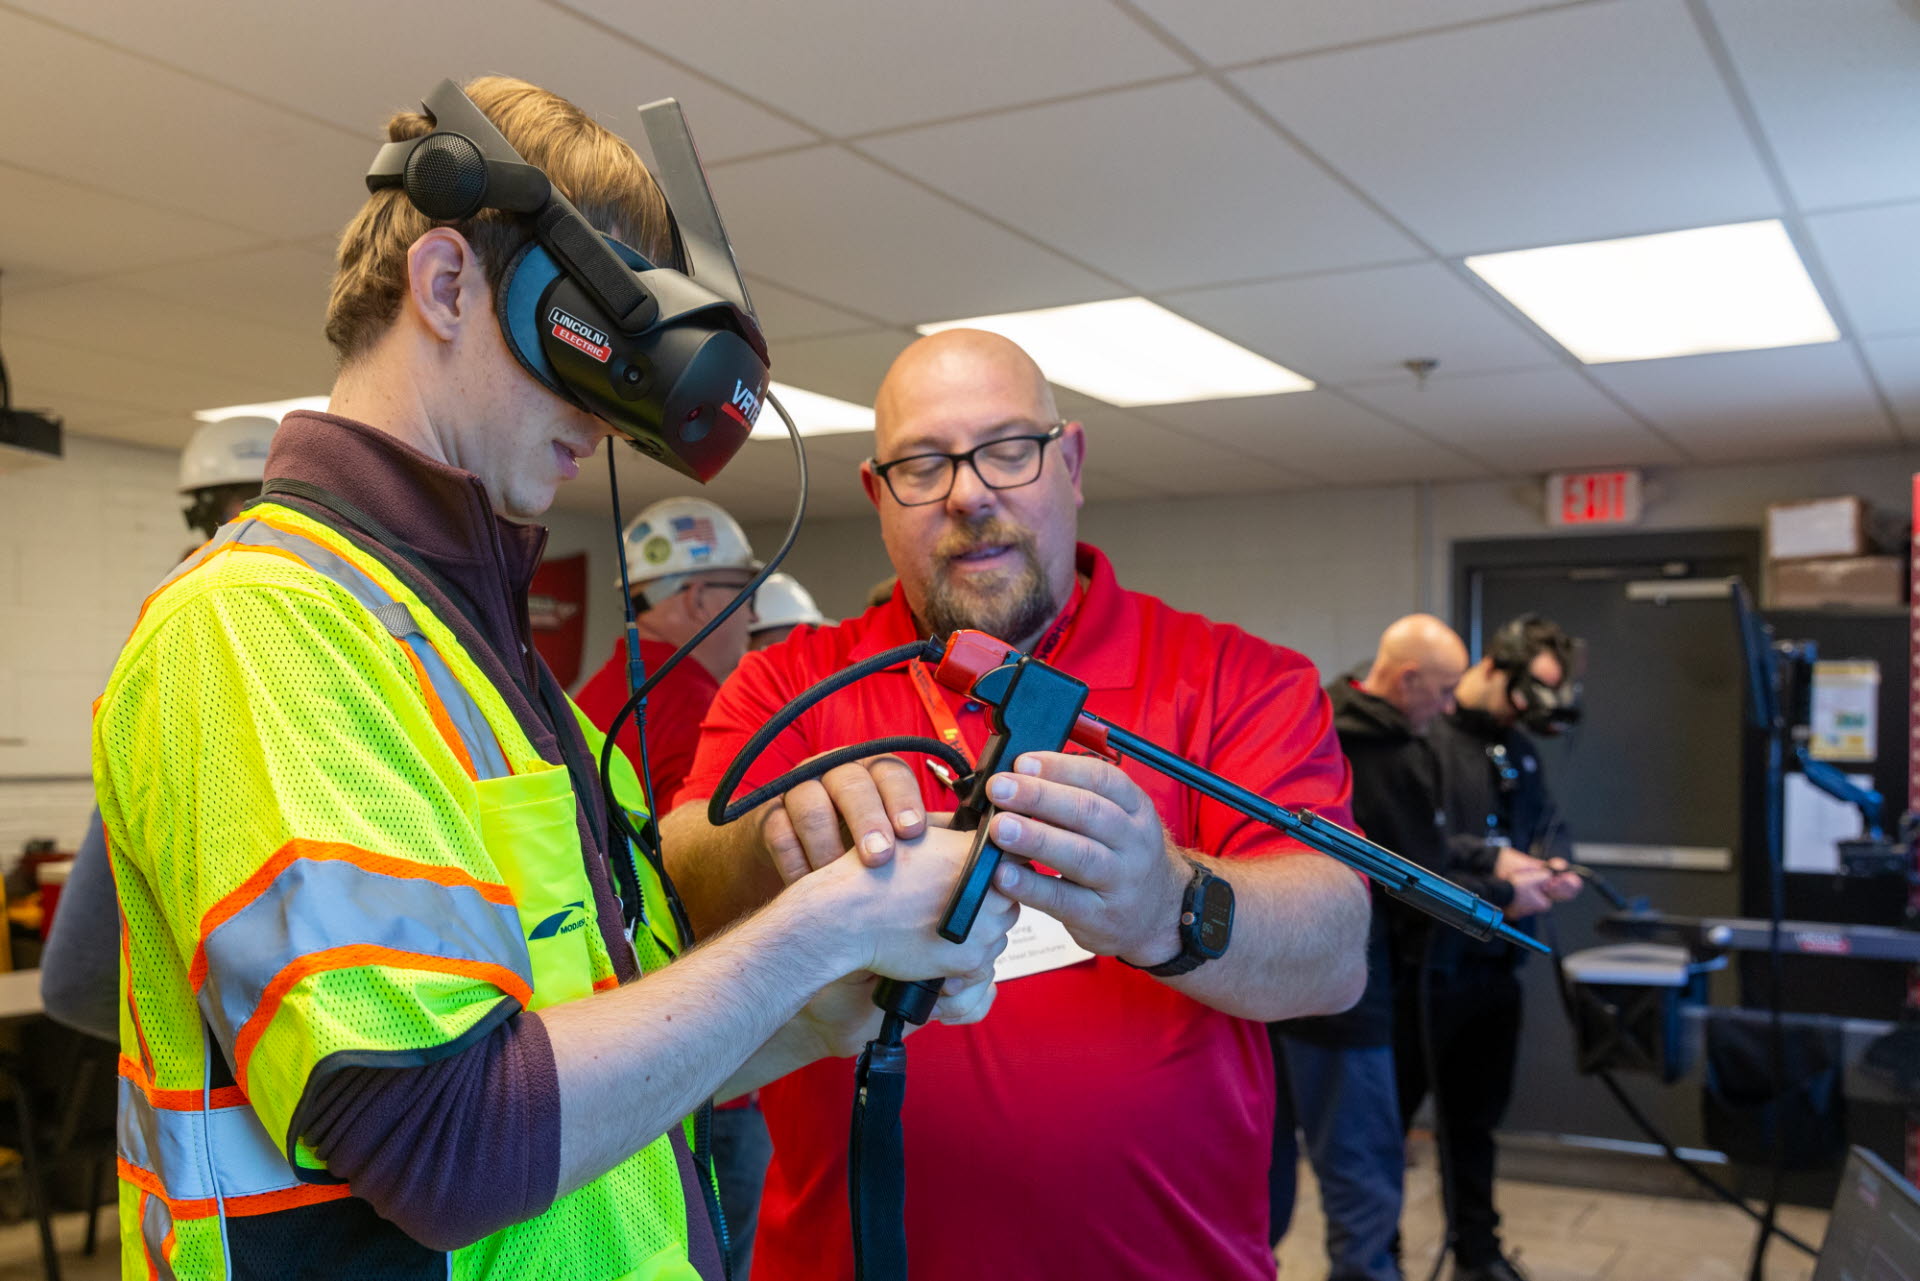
left=870, top=423, right=1064, bottom=507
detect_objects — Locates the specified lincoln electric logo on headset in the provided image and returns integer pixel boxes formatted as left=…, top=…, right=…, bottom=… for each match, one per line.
left=549, top=307, right=611, bottom=363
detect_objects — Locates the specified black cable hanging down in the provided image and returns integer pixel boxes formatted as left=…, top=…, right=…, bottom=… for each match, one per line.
left=596, top=388, right=810, bottom=949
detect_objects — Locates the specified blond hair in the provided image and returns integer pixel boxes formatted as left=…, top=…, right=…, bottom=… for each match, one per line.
left=324, top=76, right=675, bottom=363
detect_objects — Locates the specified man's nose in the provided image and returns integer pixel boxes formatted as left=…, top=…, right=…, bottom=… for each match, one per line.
left=944, top=457, right=997, bottom=520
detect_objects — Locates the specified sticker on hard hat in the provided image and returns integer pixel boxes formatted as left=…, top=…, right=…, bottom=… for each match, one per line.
left=642, top=535, right=673, bottom=565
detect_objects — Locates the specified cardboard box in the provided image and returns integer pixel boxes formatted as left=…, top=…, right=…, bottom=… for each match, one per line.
left=1766, top=496, right=1866, bottom=561
left=1765, top=555, right=1906, bottom=610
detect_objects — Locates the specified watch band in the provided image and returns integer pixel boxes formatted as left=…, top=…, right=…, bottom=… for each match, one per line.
left=1125, top=859, right=1219, bottom=978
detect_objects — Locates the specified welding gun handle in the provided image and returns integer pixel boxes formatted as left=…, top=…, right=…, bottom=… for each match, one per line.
left=872, top=976, right=942, bottom=1026
left=938, top=822, right=1005, bottom=944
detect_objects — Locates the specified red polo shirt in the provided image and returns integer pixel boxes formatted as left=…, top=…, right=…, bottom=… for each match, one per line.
left=577, top=636, right=720, bottom=807
left=678, top=544, right=1354, bottom=1281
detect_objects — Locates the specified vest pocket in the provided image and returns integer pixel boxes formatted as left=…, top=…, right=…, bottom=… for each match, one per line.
left=476, top=765, right=596, bottom=1009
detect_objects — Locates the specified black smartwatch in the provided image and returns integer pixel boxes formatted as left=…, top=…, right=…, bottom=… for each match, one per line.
left=1127, top=858, right=1234, bottom=977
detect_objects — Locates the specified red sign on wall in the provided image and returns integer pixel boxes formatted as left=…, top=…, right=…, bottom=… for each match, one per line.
left=1547, top=469, right=1643, bottom=527
left=529, top=552, right=587, bottom=688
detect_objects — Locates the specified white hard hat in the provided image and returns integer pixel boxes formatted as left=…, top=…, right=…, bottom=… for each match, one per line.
left=179, top=416, right=278, bottom=492
left=617, top=496, right=759, bottom=593
left=751, top=572, right=828, bottom=634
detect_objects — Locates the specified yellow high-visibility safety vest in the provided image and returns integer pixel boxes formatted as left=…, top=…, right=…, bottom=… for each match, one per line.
left=93, top=500, right=705, bottom=1280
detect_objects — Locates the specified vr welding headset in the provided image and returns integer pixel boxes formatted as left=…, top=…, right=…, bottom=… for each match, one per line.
left=366, top=80, right=770, bottom=482
left=1488, top=613, right=1584, bottom=735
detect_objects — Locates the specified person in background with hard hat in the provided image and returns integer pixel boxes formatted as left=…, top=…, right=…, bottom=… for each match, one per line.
left=575, top=493, right=771, bottom=1279
left=749, top=572, right=829, bottom=651
left=42, top=414, right=282, bottom=1042
left=577, top=495, right=761, bottom=808
left=178, top=414, right=280, bottom=544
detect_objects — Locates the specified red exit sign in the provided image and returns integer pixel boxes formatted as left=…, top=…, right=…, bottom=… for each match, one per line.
left=1547, top=469, right=1642, bottom=527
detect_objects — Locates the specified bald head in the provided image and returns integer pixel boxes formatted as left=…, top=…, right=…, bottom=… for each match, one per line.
left=1361, top=614, right=1469, bottom=732
left=874, top=329, right=1059, bottom=453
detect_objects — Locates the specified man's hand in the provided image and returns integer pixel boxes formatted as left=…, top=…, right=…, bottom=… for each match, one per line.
left=811, top=824, right=1016, bottom=983
left=762, top=753, right=927, bottom=884
left=792, top=967, right=999, bottom=1060
left=980, top=751, right=1190, bottom=967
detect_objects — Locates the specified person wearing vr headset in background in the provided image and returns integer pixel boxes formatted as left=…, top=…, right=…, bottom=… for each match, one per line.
left=661, top=328, right=1371, bottom=1281
left=1269, top=613, right=1470, bottom=1281
left=90, top=76, right=1015, bottom=1281
left=1393, top=614, right=1585, bottom=1281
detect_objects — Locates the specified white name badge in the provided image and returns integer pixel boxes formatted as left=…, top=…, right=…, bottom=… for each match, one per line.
left=994, top=904, right=1096, bottom=982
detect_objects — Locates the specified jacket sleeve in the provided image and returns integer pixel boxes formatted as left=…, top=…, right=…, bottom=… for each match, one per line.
left=94, top=573, right=557, bottom=1235
left=39, top=810, right=121, bottom=1043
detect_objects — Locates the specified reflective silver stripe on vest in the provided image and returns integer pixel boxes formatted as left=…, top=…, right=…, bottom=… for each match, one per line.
left=119, top=1077, right=301, bottom=1203
left=228, top=516, right=510, bottom=780
left=197, top=855, right=531, bottom=1058
left=140, top=1183, right=178, bottom=1281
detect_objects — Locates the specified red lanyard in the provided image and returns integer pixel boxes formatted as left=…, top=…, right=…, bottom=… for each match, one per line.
left=905, top=579, right=1085, bottom=774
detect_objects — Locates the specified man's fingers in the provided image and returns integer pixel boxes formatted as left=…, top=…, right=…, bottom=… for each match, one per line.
left=986, top=772, right=1129, bottom=850
left=1009, top=751, right=1144, bottom=814
left=820, top=761, right=900, bottom=867
left=933, top=978, right=997, bottom=1026
left=988, top=810, right=1103, bottom=885
left=781, top=779, right=850, bottom=872
left=760, top=805, right=810, bottom=885
left=867, top=755, right=927, bottom=839
left=992, top=859, right=1101, bottom=921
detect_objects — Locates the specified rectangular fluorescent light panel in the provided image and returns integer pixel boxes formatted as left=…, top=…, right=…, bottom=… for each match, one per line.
left=1465, top=220, right=1839, bottom=364
left=194, top=395, right=330, bottom=422
left=918, top=297, right=1313, bottom=406
left=199, top=386, right=869, bottom=442
left=752, top=382, right=874, bottom=440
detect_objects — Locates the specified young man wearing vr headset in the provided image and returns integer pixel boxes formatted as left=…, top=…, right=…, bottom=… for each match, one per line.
left=662, top=328, right=1371, bottom=1281
left=90, top=76, right=1013, bottom=1281
left=1394, top=614, right=1585, bottom=1281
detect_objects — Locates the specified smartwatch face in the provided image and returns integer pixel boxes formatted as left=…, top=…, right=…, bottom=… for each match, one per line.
left=1194, top=877, right=1234, bottom=958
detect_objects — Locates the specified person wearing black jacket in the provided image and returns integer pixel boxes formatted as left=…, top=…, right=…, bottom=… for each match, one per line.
left=1398, top=615, right=1583, bottom=1281
left=1270, top=614, right=1467, bottom=1281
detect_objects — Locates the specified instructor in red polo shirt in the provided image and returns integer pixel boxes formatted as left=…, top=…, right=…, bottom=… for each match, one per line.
left=664, top=329, right=1369, bottom=1281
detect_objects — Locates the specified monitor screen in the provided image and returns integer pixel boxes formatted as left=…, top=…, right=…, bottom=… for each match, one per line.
left=1816, top=1147, right=1920, bottom=1281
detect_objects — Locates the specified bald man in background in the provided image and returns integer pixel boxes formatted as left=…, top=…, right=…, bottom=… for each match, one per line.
left=1270, top=615, right=1469, bottom=1281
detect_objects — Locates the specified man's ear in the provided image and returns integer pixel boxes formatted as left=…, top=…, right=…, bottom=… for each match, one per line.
left=405, top=228, right=485, bottom=344
left=859, top=459, right=883, bottom=510
left=1060, top=420, right=1087, bottom=510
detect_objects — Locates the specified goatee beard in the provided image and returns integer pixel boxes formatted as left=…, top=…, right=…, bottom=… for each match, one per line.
left=921, top=519, right=1058, bottom=647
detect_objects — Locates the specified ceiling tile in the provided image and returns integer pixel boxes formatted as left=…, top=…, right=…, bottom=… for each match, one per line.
left=0, top=9, right=372, bottom=238
left=1589, top=343, right=1898, bottom=460
left=709, top=148, right=1116, bottom=324
left=1804, top=202, right=1920, bottom=338
left=769, top=329, right=914, bottom=407
left=1860, top=333, right=1920, bottom=436
left=1075, top=408, right=1309, bottom=497
left=2, top=0, right=814, bottom=163
left=1138, top=392, right=1493, bottom=483
left=1233, top=0, right=1779, bottom=254
left=115, top=241, right=342, bottom=337
left=0, top=162, right=255, bottom=284
left=0, top=328, right=294, bottom=424
left=1705, top=0, right=1920, bottom=211
left=1345, top=367, right=1686, bottom=472
left=1164, top=260, right=1557, bottom=385
left=1129, top=0, right=1563, bottom=66
left=862, top=79, right=1421, bottom=292
left=742, top=275, right=880, bottom=342
left=6, top=284, right=334, bottom=392
left=556, top=0, right=1187, bottom=136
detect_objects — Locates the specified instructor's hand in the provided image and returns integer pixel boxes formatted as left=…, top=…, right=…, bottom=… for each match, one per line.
left=761, top=753, right=926, bottom=884
left=983, top=752, right=1189, bottom=968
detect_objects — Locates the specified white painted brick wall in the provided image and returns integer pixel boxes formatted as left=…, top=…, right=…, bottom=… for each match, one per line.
left=0, top=433, right=184, bottom=869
